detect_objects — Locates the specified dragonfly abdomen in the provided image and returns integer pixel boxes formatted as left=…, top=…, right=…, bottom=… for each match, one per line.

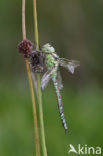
left=53, top=79, right=68, bottom=134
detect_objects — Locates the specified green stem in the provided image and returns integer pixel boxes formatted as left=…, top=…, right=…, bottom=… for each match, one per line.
left=33, top=0, right=48, bottom=156
left=22, top=0, right=40, bottom=156
left=37, top=75, right=48, bottom=156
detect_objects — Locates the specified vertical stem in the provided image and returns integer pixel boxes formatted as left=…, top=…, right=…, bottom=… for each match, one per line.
left=33, top=0, right=48, bottom=156
left=25, top=60, right=40, bottom=156
left=22, top=0, right=40, bottom=156
left=33, top=0, right=39, bottom=49
left=37, top=75, right=48, bottom=156
left=22, top=0, right=26, bottom=40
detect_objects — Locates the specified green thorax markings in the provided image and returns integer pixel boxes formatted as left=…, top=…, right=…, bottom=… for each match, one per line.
left=46, top=54, right=55, bottom=69
left=42, top=43, right=59, bottom=78
left=41, top=43, right=80, bottom=133
left=46, top=53, right=58, bottom=78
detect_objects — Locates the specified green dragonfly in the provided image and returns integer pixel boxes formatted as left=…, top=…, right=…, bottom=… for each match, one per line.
left=41, top=43, right=80, bottom=134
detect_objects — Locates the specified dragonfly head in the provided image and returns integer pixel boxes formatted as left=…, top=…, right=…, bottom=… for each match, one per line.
left=41, top=43, right=55, bottom=53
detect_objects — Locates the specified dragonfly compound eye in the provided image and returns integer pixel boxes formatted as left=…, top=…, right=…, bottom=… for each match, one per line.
left=42, top=43, right=55, bottom=53
left=18, top=40, right=33, bottom=58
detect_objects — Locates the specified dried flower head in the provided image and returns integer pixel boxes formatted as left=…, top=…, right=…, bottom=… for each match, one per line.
left=18, top=40, right=33, bottom=58
left=30, top=49, right=44, bottom=73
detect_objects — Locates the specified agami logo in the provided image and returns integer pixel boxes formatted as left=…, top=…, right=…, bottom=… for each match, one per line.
left=68, top=144, right=102, bottom=155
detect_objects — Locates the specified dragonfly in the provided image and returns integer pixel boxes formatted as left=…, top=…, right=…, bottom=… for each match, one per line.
left=40, top=43, right=80, bottom=134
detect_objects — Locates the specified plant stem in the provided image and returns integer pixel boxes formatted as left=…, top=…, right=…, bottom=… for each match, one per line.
left=33, top=0, right=48, bottom=156
left=22, top=0, right=26, bottom=40
left=22, top=0, right=40, bottom=156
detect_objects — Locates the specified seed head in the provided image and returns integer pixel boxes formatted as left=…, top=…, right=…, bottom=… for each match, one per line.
left=18, top=40, right=33, bottom=58
left=30, top=50, right=44, bottom=73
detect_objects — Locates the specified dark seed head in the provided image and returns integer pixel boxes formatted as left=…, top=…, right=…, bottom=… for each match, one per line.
left=30, top=50, right=44, bottom=73
left=18, top=40, right=33, bottom=58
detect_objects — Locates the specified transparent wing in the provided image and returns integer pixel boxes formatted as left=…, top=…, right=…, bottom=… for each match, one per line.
left=29, top=62, right=38, bottom=95
left=31, top=71, right=38, bottom=95
left=59, top=58, right=80, bottom=74
left=41, top=70, right=53, bottom=91
left=56, top=71, right=63, bottom=90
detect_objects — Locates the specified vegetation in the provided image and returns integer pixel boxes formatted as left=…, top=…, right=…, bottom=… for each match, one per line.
left=0, top=0, right=103, bottom=155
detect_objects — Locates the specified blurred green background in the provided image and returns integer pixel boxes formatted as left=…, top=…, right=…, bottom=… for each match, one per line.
left=0, top=0, right=103, bottom=155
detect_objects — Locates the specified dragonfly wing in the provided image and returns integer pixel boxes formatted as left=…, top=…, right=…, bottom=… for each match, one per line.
left=41, top=70, right=53, bottom=91
left=56, top=71, right=63, bottom=90
left=59, top=58, right=80, bottom=74
left=31, top=71, right=38, bottom=95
